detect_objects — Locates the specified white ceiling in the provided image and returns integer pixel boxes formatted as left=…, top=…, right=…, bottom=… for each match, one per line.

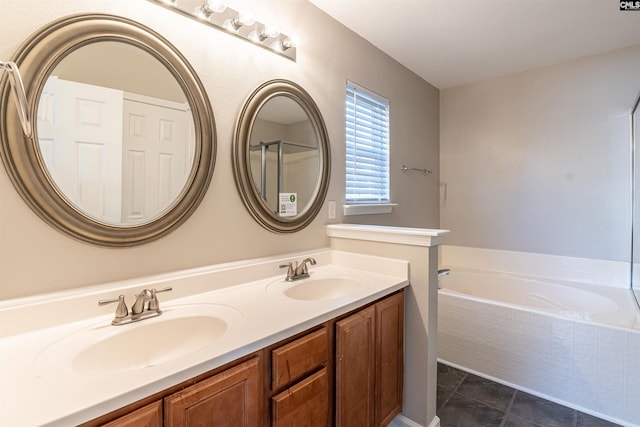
left=308, top=0, right=640, bottom=89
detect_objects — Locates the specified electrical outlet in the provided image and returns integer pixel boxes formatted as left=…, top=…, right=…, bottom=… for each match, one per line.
left=328, top=200, right=336, bottom=219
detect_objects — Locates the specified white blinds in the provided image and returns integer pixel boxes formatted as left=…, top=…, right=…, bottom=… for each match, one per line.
left=345, top=82, right=390, bottom=203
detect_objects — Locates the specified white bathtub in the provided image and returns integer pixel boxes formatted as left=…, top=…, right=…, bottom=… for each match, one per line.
left=440, top=269, right=639, bottom=328
left=438, top=268, right=640, bottom=426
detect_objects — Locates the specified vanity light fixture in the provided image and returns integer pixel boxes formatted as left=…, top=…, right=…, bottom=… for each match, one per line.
left=147, top=0, right=297, bottom=61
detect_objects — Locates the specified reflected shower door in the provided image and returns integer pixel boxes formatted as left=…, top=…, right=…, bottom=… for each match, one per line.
left=632, top=92, right=640, bottom=309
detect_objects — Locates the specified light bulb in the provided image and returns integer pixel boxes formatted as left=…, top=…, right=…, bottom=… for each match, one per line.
left=194, top=0, right=226, bottom=19
left=226, top=11, right=255, bottom=31
left=263, top=25, right=280, bottom=39
left=250, top=24, right=280, bottom=42
left=281, top=36, right=299, bottom=50
left=206, top=0, right=226, bottom=13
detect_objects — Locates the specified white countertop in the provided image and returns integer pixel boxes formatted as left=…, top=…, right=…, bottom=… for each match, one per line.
left=0, top=249, right=408, bottom=426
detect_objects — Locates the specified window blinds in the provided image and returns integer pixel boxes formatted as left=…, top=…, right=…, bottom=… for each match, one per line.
left=345, top=82, right=390, bottom=203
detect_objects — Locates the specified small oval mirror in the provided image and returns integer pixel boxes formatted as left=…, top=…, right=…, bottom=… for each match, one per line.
left=233, top=80, right=330, bottom=233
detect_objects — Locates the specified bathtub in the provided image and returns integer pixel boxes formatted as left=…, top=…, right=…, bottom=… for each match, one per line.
left=437, top=268, right=640, bottom=426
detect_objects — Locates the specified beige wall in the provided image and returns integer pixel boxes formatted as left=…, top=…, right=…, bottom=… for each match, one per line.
left=440, top=45, right=640, bottom=262
left=0, top=0, right=440, bottom=300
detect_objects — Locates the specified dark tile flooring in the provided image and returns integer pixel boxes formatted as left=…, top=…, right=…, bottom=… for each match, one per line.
left=437, top=363, right=621, bottom=427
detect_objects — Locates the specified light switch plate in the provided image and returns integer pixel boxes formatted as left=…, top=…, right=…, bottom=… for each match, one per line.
left=328, top=200, right=336, bottom=219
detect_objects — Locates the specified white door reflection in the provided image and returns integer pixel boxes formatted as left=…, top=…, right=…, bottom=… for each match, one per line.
left=37, top=77, right=193, bottom=226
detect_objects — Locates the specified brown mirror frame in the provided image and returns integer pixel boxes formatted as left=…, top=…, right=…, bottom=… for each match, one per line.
left=0, top=14, right=216, bottom=247
left=232, top=80, right=331, bottom=233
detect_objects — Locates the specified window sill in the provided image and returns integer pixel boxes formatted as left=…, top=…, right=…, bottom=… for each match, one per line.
left=343, top=203, right=397, bottom=216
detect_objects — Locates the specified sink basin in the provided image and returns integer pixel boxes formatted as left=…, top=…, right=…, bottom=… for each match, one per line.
left=73, top=315, right=227, bottom=374
left=267, top=275, right=367, bottom=301
left=36, top=304, right=242, bottom=375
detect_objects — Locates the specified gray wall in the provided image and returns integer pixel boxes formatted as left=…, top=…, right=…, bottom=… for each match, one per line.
left=440, top=45, right=640, bottom=262
left=0, top=0, right=440, bottom=299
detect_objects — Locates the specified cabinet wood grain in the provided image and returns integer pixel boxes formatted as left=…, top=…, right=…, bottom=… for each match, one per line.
left=165, top=357, right=262, bottom=427
left=375, top=291, right=404, bottom=426
left=335, top=305, right=376, bottom=426
left=271, top=368, right=329, bottom=427
left=100, top=400, right=162, bottom=427
left=271, top=326, right=328, bottom=391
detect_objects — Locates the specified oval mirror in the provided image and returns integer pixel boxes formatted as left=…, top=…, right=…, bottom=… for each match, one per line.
left=233, top=80, right=331, bottom=233
left=0, top=14, right=216, bottom=246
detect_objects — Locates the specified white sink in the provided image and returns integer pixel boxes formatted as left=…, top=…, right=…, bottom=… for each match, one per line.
left=36, top=304, right=242, bottom=375
left=268, top=273, right=367, bottom=301
left=284, top=278, right=366, bottom=300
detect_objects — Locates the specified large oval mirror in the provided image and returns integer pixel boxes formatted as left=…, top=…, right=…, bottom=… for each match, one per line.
left=0, top=14, right=216, bottom=246
left=233, top=80, right=330, bottom=233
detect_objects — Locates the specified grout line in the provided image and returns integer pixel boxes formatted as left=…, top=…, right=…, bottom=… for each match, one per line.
left=499, top=389, right=519, bottom=427
left=437, top=368, right=468, bottom=414
left=447, top=371, right=468, bottom=410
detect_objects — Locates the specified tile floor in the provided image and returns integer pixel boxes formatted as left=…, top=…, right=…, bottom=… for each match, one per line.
left=437, top=363, right=622, bottom=427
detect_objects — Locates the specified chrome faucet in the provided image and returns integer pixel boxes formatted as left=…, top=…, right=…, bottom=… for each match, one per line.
left=279, top=257, right=317, bottom=281
left=438, top=268, right=451, bottom=278
left=437, top=268, right=451, bottom=289
left=99, top=287, right=172, bottom=325
left=131, top=289, right=152, bottom=315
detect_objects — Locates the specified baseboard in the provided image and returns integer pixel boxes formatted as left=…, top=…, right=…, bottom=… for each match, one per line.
left=389, top=414, right=440, bottom=427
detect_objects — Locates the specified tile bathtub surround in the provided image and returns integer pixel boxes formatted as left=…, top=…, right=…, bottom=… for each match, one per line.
left=437, top=363, right=622, bottom=427
left=438, top=292, right=640, bottom=426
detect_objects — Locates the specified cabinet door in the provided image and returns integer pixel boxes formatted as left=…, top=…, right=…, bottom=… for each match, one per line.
left=165, top=357, right=261, bottom=427
left=375, top=292, right=404, bottom=426
left=101, top=400, right=162, bottom=427
left=271, top=368, right=329, bottom=426
left=335, top=306, right=376, bottom=427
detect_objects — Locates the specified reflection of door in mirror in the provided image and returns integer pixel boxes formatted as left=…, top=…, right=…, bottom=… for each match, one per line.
left=122, top=93, right=193, bottom=224
left=35, top=41, right=195, bottom=226
left=38, top=77, right=124, bottom=224
left=37, top=78, right=192, bottom=225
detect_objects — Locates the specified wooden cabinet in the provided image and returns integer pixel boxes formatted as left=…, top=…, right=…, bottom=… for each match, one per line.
left=271, top=368, right=329, bottom=426
left=271, top=327, right=328, bottom=391
left=336, top=291, right=404, bottom=427
left=165, top=357, right=262, bottom=426
left=269, top=326, right=330, bottom=426
left=83, top=356, right=262, bottom=427
left=100, top=401, right=162, bottom=427
left=84, top=290, right=404, bottom=427
left=336, top=305, right=376, bottom=426
left=374, top=292, right=404, bottom=426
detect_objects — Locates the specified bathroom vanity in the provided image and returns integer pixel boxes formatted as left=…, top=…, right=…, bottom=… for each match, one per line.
left=81, top=291, right=403, bottom=427
left=0, top=250, right=408, bottom=426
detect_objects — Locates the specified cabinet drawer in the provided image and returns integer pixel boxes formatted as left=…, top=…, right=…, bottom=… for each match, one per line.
left=272, top=326, right=328, bottom=390
left=101, top=401, right=162, bottom=427
left=271, top=368, right=329, bottom=427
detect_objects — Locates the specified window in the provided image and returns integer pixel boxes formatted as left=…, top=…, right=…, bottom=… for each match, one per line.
left=345, top=81, right=394, bottom=215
